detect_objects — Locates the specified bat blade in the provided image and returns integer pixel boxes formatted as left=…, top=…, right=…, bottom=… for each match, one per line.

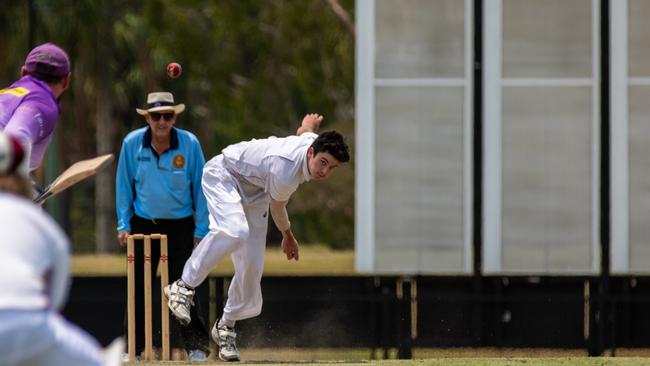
left=34, top=153, right=114, bottom=204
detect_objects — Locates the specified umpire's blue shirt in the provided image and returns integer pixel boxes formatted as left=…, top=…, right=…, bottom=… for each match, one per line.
left=116, top=126, right=209, bottom=238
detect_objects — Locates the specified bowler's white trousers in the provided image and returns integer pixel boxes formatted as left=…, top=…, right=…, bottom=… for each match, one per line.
left=182, top=155, right=269, bottom=321
left=0, top=310, right=104, bottom=366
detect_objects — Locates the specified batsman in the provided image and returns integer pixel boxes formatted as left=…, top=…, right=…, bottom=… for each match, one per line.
left=165, top=113, right=350, bottom=361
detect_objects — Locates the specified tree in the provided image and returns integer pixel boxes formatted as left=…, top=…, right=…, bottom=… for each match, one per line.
left=1, top=0, right=356, bottom=251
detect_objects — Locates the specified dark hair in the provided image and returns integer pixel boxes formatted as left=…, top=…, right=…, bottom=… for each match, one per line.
left=310, top=130, right=350, bottom=163
left=28, top=71, right=66, bottom=84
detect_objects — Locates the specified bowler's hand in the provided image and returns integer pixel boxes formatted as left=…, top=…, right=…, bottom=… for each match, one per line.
left=281, top=234, right=300, bottom=261
left=117, top=231, right=130, bottom=247
left=296, top=113, right=323, bottom=135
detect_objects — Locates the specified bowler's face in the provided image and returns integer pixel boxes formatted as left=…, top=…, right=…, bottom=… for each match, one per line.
left=307, top=147, right=340, bottom=180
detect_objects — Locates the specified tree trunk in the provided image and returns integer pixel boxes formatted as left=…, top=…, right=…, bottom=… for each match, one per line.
left=95, top=88, right=115, bottom=253
left=95, top=7, right=116, bottom=253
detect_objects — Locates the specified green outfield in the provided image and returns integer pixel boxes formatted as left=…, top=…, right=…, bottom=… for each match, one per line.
left=72, top=245, right=355, bottom=276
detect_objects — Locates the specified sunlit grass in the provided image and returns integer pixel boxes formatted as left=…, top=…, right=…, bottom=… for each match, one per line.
left=72, top=245, right=354, bottom=276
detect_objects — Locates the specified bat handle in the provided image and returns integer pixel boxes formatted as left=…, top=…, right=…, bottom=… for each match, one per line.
left=33, top=191, right=52, bottom=204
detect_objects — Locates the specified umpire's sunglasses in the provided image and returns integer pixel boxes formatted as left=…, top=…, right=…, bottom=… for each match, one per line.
left=149, top=112, right=175, bottom=121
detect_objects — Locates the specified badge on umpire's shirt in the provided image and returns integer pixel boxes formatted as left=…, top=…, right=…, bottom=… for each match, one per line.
left=173, top=154, right=185, bottom=168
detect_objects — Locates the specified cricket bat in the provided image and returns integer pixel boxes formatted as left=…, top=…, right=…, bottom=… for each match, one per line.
left=34, top=153, right=114, bottom=205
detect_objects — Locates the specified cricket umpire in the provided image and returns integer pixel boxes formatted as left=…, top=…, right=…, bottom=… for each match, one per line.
left=115, top=92, right=210, bottom=361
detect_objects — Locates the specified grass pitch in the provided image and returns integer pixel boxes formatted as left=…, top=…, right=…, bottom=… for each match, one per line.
left=124, top=348, right=650, bottom=365
left=127, top=358, right=650, bottom=366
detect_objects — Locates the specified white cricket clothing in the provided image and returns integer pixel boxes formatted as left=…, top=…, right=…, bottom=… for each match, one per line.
left=0, top=310, right=105, bottom=366
left=221, top=132, right=316, bottom=202
left=0, top=193, right=107, bottom=366
left=182, top=133, right=316, bottom=321
left=0, top=193, right=69, bottom=310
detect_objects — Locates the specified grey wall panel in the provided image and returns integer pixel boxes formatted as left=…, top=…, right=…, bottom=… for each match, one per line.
left=629, top=0, right=650, bottom=77
left=629, top=87, right=650, bottom=272
left=375, top=0, right=465, bottom=78
left=502, top=0, right=592, bottom=78
left=501, top=87, right=593, bottom=272
left=375, top=87, right=466, bottom=273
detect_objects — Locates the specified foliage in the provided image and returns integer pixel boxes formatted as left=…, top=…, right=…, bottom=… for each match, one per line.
left=0, top=0, right=355, bottom=252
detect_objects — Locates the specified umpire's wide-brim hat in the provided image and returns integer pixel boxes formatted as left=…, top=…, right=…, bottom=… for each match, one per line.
left=136, top=92, right=185, bottom=115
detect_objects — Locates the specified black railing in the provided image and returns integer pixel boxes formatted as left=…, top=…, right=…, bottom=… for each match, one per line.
left=64, top=275, right=650, bottom=358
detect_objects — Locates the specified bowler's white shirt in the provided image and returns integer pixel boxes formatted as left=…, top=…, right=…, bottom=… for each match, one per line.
left=0, top=193, right=69, bottom=311
left=220, top=132, right=317, bottom=201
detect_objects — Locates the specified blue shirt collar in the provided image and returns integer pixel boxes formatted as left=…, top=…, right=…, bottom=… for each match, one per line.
left=142, top=127, right=179, bottom=152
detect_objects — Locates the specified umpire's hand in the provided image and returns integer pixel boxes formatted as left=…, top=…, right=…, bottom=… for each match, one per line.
left=117, top=231, right=129, bottom=247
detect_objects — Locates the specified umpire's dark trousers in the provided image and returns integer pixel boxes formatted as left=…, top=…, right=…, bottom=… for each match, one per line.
left=125, top=215, right=210, bottom=354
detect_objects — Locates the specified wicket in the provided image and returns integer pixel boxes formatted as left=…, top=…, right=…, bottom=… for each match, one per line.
left=126, top=234, right=170, bottom=361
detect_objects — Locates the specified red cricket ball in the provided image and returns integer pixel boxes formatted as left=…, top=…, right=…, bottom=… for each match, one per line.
left=167, top=62, right=182, bottom=78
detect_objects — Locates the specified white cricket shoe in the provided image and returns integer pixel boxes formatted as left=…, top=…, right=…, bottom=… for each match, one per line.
left=188, top=349, right=208, bottom=362
left=212, top=324, right=240, bottom=362
left=120, top=353, right=139, bottom=362
left=103, top=337, right=125, bottom=366
left=164, top=279, right=195, bottom=326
